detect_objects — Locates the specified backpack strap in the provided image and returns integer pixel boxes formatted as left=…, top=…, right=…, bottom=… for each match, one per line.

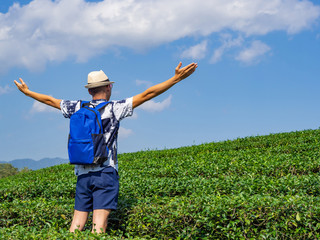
left=80, top=101, right=108, bottom=109
left=95, top=101, right=109, bottom=111
left=81, top=101, right=91, bottom=108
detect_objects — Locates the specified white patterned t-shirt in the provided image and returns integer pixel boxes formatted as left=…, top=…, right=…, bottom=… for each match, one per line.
left=60, top=98, right=133, bottom=176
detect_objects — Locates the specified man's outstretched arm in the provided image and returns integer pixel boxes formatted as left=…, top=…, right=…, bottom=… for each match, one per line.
left=14, top=78, right=61, bottom=110
left=132, top=62, right=198, bottom=109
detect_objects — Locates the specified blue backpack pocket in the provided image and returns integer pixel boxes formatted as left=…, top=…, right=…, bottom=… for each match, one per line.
left=68, top=137, right=94, bottom=165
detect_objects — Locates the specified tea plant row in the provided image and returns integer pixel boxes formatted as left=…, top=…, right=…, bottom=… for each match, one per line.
left=1, top=129, right=319, bottom=239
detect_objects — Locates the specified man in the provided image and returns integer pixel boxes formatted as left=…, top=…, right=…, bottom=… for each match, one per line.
left=14, top=62, right=198, bottom=233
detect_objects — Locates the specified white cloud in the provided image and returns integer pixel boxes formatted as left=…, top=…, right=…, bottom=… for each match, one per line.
left=139, top=95, right=172, bottom=112
left=0, top=0, right=319, bottom=71
left=181, top=40, right=208, bottom=60
left=30, top=100, right=60, bottom=114
left=210, top=34, right=243, bottom=63
left=235, top=40, right=271, bottom=64
left=211, top=47, right=224, bottom=64
left=136, top=79, right=153, bottom=88
left=119, top=126, right=133, bottom=139
left=0, top=85, right=10, bottom=95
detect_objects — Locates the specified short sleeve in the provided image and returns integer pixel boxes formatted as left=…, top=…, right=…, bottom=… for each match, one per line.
left=112, top=97, right=133, bottom=121
left=60, top=100, right=81, bottom=118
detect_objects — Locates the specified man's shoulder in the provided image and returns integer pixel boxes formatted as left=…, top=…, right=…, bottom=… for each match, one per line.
left=110, top=98, right=131, bottom=104
left=60, top=100, right=82, bottom=118
left=61, top=99, right=82, bottom=108
left=108, top=98, right=133, bottom=108
left=113, top=99, right=126, bottom=104
left=113, top=97, right=133, bottom=104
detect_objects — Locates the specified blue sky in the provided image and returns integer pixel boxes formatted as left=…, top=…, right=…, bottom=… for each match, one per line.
left=1, top=0, right=320, bottom=162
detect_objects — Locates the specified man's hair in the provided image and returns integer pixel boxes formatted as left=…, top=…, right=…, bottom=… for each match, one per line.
left=88, top=86, right=105, bottom=96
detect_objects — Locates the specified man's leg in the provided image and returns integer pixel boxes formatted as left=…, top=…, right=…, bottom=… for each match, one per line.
left=92, top=209, right=112, bottom=233
left=69, top=210, right=89, bottom=232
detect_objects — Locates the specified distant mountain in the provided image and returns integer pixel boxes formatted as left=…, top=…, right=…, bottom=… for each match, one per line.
left=0, top=157, right=69, bottom=170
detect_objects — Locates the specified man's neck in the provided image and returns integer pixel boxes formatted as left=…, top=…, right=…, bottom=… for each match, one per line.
left=92, top=93, right=108, bottom=100
left=92, top=97, right=107, bottom=100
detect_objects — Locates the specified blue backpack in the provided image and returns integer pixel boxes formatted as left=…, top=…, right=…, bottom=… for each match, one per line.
left=68, top=101, right=109, bottom=165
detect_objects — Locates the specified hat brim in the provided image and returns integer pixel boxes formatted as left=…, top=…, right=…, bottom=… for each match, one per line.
left=85, top=81, right=115, bottom=89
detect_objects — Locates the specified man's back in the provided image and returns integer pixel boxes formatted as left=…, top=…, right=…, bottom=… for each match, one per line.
left=61, top=98, right=133, bottom=175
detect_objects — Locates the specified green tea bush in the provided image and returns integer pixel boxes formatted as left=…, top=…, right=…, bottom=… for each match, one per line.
left=1, top=129, right=320, bottom=239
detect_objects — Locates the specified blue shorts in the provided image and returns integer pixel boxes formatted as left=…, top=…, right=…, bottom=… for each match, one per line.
left=74, top=167, right=119, bottom=212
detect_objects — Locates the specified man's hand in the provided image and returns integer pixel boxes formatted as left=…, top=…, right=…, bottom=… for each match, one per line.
left=14, top=78, right=30, bottom=95
left=174, top=62, right=198, bottom=82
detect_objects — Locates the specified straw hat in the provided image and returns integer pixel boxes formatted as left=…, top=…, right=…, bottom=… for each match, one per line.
left=85, top=70, right=115, bottom=89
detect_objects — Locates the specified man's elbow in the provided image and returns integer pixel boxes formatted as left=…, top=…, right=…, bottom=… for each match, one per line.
left=49, top=99, right=61, bottom=110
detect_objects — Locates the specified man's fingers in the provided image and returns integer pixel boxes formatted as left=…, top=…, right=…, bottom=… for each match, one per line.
left=181, top=63, right=197, bottom=74
left=14, top=78, right=27, bottom=91
left=175, top=62, right=197, bottom=80
left=176, top=62, right=182, bottom=71
left=14, top=80, right=21, bottom=87
left=183, top=63, right=197, bottom=70
left=188, top=63, right=198, bottom=72
left=19, top=78, right=25, bottom=85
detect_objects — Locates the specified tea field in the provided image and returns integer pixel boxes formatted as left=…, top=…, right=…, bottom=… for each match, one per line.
left=1, top=129, right=320, bottom=239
